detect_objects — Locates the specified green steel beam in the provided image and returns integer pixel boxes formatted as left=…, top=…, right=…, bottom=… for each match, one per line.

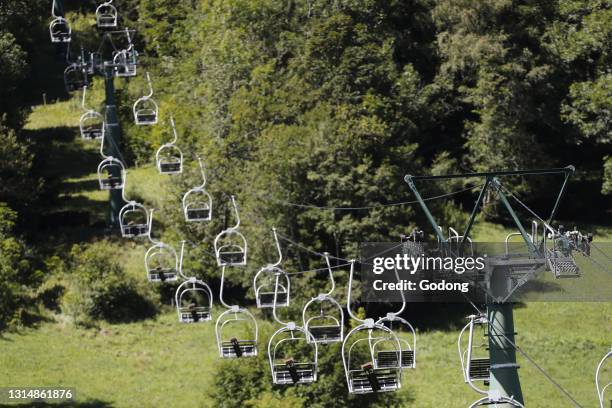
left=103, top=64, right=124, bottom=228
left=488, top=303, right=524, bottom=405
left=404, top=175, right=447, bottom=243
left=460, top=177, right=491, bottom=254
left=547, top=167, right=574, bottom=224
left=409, top=166, right=574, bottom=181
left=492, top=178, right=539, bottom=257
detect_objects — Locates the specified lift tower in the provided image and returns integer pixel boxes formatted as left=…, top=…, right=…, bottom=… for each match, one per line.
left=405, top=166, right=577, bottom=406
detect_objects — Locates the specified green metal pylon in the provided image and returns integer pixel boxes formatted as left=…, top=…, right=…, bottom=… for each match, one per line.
left=103, top=64, right=124, bottom=228
left=487, top=303, right=524, bottom=405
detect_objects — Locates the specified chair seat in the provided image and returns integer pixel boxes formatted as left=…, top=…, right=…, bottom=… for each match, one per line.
left=547, top=250, right=580, bottom=278
left=179, top=308, right=211, bottom=323
left=122, top=224, right=148, bottom=237
left=186, top=208, right=211, bottom=221
left=83, top=130, right=103, bottom=139
left=469, top=358, right=490, bottom=380
left=308, top=325, right=342, bottom=343
left=349, top=368, right=399, bottom=394
left=257, top=292, right=288, bottom=308
left=221, top=340, right=257, bottom=358
left=100, top=177, right=122, bottom=189
left=159, top=162, right=181, bottom=173
left=219, top=251, right=245, bottom=265
left=273, top=363, right=316, bottom=384
left=375, top=350, right=414, bottom=369
left=147, top=269, right=178, bottom=282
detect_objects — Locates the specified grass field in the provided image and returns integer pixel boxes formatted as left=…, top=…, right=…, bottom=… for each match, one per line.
left=1, top=100, right=610, bottom=407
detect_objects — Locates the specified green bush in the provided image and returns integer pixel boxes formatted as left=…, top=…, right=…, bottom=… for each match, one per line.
left=0, top=203, right=43, bottom=330
left=61, top=241, right=158, bottom=326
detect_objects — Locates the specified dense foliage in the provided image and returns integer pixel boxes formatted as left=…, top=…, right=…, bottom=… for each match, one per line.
left=112, top=0, right=611, bottom=280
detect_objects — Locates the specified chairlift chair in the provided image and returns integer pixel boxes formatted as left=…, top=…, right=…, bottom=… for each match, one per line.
left=49, top=17, right=71, bottom=43
left=97, top=158, right=124, bottom=190
left=145, top=242, right=178, bottom=283
left=79, top=86, right=104, bottom=140
left=373, top=314, right=416, bottom=370
left=301, top=253, right=344, bottom=344
left=302, top=294, right=344, bottom=344
left=113, top=47, right=137, bottom=78
left=175, top=278, right=213, bottom=323
left=540, top=222, right=581, bottom=278
left=254, top=266, right=290, bottom=308
left=156, top=117, right=183, bottom=175
left=214, top=196, right=247, bottom=266
left=215, top=266, right=259, bottom=358
left=133, top=72, right=158, bottom=125
left=596, top=349, right=611, bottom=408
left=182, top=158, right=212, bottom=222
left=254, top=228, right=288, bottom=308
left=458, top=314, right=490, bottom=394
left=64, top=63, right=87, bottom=93
left=95, top=1, right=118, bottom=28
left=269, top=322, right=318, bottom=385
left=119, top=201, right=150, bottom=238
left=343, top=320, right=403, bottom=394
left=268, top=272, right=318, bottom=385
left=342, top=261, right=402, bottom=394
left=216, top=307, right=259, bottom=358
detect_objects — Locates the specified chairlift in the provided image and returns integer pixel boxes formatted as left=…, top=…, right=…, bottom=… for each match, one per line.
left=596, top=349, right=611, bottom=408
left=113, top=41, right=137, bottom=78
left=96, top=0, right=118, bottom=28
left=301, top=253, right=344, bottom=344
left=97, top=158, right=124, bottom=190
left=97, top=134, right=125, bottom=190
left=268, top=272, right=318, bottom=385
left=342, top=261, right=402, bottom=394
left=50, top=1, right=71, bottom=43
left=449, top=226, right=474, bottom=256
left=133, top=72, right=158, bottom=125
left=175, top=277, right=213, bottom=323
left=373, top=314, right=416, bottom=370
left=458, top=313, right=490, bottom=394
left=254, top=228, right=289, bottom=308
left=539, top=222, right=581, bottom=278
left=370, top=265, right=416, bottom=369
left=215, top=266, right=258, bottom=358
left=214, top=196, right=247, bottom=266
left=156, top=117, right=183, bottom=175
left=79, top=87, right=104, bottom=140
left=118, top=178, right=150, bottom=238
left=50, top=17, right=71, bottom=43
left=64, top=63, right=87, bottom=93
left=182, top=157, right=212, bottom=222
left=144, top=214, right=179, bottom=282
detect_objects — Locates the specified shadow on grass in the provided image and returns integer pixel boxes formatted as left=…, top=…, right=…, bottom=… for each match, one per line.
left=0, top=400, right=112, bottom=408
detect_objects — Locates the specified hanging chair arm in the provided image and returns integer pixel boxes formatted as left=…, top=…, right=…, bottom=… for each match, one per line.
left=346, top=260, right=364, bottom=323
left=169, top=116, right=178, bottom=145
left=196, top=156, right=207, bottom=188
left=145, top=72, right=154, bottom=98
left=271, top=227, right=282, bottom=267
left=230, top=195, right=241, bottom=230
left=218, top=266, right=233, bottom=309
left=323, top=252, right=335, bottom=296
left=120, top=169, right=130, bottom=202
left=147, top=209, right=159, bottom=245
left=393, top=267, right=406, bottom=316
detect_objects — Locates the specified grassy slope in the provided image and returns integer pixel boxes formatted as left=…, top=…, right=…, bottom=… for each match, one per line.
left=1, top=101, right=610, bottom=407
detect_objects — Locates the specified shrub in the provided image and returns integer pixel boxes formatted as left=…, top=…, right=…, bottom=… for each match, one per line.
left=61, top=241, right=158, bottom=326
